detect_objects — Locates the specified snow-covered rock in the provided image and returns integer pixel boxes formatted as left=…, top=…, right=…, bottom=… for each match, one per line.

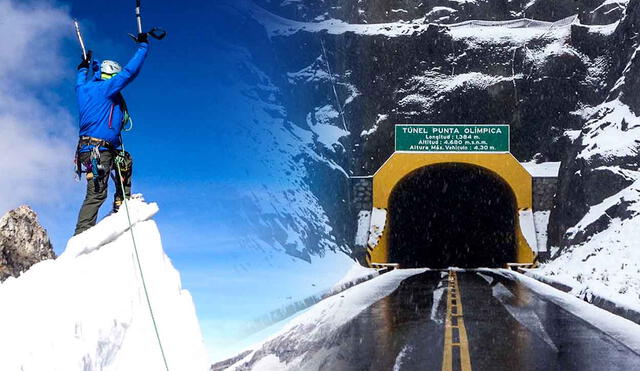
left=540, top=180, right=640, bottom=312
left=543, top=0, right=640, bottom=310
left=253, top=0, right=621, bottom=24
left=0, top=200, right=209, bottom=371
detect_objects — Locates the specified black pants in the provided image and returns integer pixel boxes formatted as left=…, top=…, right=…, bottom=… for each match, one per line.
left=74, top=150, right=133, bottom=235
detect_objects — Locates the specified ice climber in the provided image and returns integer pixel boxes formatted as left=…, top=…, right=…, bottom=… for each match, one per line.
left=73, top=33, right=149, bottom=235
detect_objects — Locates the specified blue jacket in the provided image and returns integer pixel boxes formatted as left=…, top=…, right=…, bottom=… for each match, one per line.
left=76, top=42, right=149, bottom=152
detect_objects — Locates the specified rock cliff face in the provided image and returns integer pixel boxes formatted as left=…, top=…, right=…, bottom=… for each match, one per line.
left=0, top=206, right=55, bottom=281
left=548, top=0, right=640, bottom=252
left=222, top=0, right=638, bottom=260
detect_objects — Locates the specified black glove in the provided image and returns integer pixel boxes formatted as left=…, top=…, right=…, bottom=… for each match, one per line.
left=131, top=32, right=148, bottom=43
left=77, top=50, right=93, bottom=70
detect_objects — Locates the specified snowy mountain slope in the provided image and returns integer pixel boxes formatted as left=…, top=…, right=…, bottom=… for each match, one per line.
left=236, top=0, right=626, bottom=251
left=548, top=0, right=640, bottom=246
left=541, top=0, right=640, bottom=310
left=247, top=6, right=619, bottom=176
left=538, top=188, right=640, bottom=312
left=196, top=12, right=373, bottom=361
left=214, top=42, right=351, bottom=261
left=0, top=200, right=209, bottom=371
left=233, top=0, right=640, bottom=312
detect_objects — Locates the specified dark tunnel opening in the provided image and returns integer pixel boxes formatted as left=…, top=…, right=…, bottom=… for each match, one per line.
left=388, top=163, right=517, bottom=268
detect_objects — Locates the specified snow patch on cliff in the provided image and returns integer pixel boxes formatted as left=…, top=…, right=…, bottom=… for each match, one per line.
left=566, top=179, right=640, bottom=241
left=245, top=1, right=578, bottom=39
left=577, top=99, right=640, bottom=163
left=398, top=71, right=516, bottom=113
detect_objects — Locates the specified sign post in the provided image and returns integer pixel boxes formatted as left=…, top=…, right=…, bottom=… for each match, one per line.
left=395, top=124, right=510, bottom=153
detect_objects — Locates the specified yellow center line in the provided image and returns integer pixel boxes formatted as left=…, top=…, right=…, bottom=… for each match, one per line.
left=442, top=270, right=472, bottom=371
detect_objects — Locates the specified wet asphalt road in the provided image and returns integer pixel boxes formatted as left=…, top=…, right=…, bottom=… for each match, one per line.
left=316, top=270, right=640, bottom=371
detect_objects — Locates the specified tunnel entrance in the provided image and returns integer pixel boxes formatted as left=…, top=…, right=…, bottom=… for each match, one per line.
left=388, top=163, right=517, bottom=268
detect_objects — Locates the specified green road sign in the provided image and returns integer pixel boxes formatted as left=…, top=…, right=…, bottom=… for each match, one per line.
left=395, top=124, right=510, bottom=153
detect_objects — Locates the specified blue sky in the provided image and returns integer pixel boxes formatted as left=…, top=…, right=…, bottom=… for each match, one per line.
left=0, top=0, right=356, bottom=362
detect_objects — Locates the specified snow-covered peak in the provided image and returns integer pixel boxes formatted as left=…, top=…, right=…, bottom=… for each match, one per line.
left=0, top=200, right=209, bottom=370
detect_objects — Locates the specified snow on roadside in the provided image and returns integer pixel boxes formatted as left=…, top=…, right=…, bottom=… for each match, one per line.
left=0, top=200, right=209, bottom=371
left=331, top=262, right=378, bottom=291
left=496, top=269, right=640, bottom=354
left=301, top=269, right=416, bottom=333
left=229, top=269, right=425, bottom=370
left=537, top=189, right=640, bottom=314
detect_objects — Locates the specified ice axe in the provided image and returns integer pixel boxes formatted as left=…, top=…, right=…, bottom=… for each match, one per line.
left=74, top=19, right=90, bottom=60
left=129, top=0, right=167, bottom=41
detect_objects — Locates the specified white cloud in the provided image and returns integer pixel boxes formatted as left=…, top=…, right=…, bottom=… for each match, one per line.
left=0, top=0, right=77, bottom=213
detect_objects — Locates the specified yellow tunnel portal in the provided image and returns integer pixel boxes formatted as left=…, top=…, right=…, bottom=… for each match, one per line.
left=368, top=153, right=535, bottom=268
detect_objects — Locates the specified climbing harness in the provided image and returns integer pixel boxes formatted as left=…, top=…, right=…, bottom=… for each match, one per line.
left=89, top=146, right=102, bottom=181
left=74, top=137, right=113, bottom=182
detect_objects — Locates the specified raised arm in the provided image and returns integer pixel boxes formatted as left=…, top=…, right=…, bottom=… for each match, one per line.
left=76, top=68, right=89, bottom=90
left=105, top=42, right=149, bottom=98
left=75, top=52, right=95, bottom=90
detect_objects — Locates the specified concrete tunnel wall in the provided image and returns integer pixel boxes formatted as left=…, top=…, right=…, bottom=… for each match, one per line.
left=366, top=152, right=535, bottom=267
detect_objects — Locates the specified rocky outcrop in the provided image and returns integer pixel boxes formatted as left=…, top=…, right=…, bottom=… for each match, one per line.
left=0, top=206, right=55, bottom=281
left=549, top=0, right=640, bottom=250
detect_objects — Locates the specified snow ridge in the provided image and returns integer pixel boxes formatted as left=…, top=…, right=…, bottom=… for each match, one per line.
left=246, top=1, right=578, bottom=39
left=63, top=199, right=159, bottom=258
left=0, top=200, right=209, bottom=371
